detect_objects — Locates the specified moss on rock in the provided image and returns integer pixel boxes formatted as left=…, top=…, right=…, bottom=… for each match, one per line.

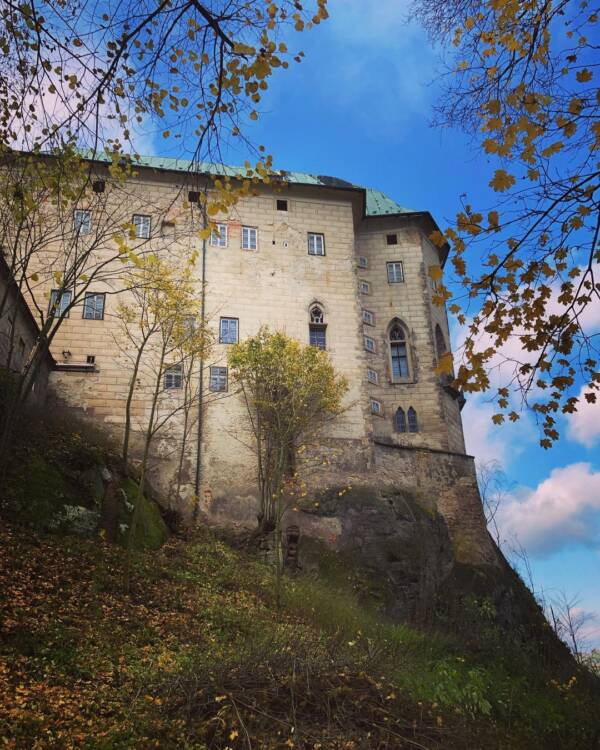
left=118, top=479, right=169, bottom=551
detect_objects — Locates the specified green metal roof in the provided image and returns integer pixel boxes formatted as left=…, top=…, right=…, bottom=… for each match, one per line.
left=93, top=153, right=416, bottom=218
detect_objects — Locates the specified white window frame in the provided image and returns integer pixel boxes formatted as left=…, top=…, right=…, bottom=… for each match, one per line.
left=387, top=261, right=404, bottom=283
left=49, top=289, right=72, bottom=318
left=359, top=280, right=371, bottom=295
left=82, top=292, right=105, bottom=321
left=367, top=368, right=379, bottom=385
left=133, top=214, right=151, bottom=239
left=211, top=223, right=228, bottom=248
left=364, top=335, right=376, bottom=353
left=307, top=232, right=325, bottom=256
left=370, top=399, right=383, bottom=416
left=358, top=255, right=368, bottom=269
left=209, top=366, right=228, bottom=392
left=242, top=226, right=258, bottom=250
left=73, top=209, right=91, bottom=236
left=164, top=364, right=183, bottom=390
left=219, top=317, right=239, bottom=344
left=362, top=309, right=375, bottom=326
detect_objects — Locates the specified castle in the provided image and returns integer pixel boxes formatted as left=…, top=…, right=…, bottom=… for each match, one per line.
left=7, top=155, right=496, bottom=570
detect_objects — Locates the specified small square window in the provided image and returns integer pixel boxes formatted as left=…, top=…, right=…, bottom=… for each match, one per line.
left=74, top=209, right=91, bottom=235
left=211, top=223, right=228, bottom=248
left=359, top=280, right=371, bottom=295
left=242, top=226, right=258, bottom=250
left=86, top=355, right=96, bottom=365
left=92, top=180, right=105, bottom=193
left=82, top=292, right=105, bottom=320
left=164, top=364, right=183, bottom=390
left=364, top=336, right=376, bottom=353
left=219, top=317, right=238, bottom=344
left=49, top=289, right=72, bottom=318
left=276, top=199, right=288, bottom=211
left=371, top=399, right=383, bottom=416
left=367, top=368, right=379, bottom=385
left=386, top=234, right=398, bottom=246
left=358, top=256, right=368, bottom=269
left=387, top=261, right=404, bottom=283
left=209, top=366, right=228, bottom=392
left=362, top=309, right=375, bottom=326
left=188, top=191, right=201, bottom=203
left=307, top=233, right=325, bottom=256
left=133, top=214, right=151, bottom=239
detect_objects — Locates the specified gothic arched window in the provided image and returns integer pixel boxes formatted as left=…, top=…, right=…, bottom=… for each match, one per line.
left=394, top=407, right=406, bottom=433
left=435, top=324, right=447, bottom=363
left=309, top=304, right=326, bottom=350
left=408, top=407, right=418, bottom=433
left=389, top=321, right=410, bottom=381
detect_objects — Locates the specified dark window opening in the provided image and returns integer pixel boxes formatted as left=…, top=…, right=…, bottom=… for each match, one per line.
left=394, top=407, right=406, bottom=433
left=188, top=191, right=200, bottom=203
left=86, top=355, right=96, bottom=365
left=386, top=234, right=398, bottom=245
left=92, top=180, right=105, bottom=193
left=390, top=325, right=409, bottom=379
left=408, top=407, right=418, bottom=433
left=276, top=199, right=288, bottom=211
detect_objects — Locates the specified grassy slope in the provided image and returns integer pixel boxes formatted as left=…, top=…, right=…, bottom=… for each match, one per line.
left=1, top=520, right=599, bottom=750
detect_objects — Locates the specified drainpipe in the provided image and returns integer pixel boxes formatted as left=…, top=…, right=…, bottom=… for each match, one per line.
left=193, top=197, right=208, bottom=519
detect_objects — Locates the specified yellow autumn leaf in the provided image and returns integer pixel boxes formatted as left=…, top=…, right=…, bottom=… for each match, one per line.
left=489, top=169, right=516, bottom=192
left=429, top=265, right=443, bottom=282
left=576, top=69, right=593, bottom=83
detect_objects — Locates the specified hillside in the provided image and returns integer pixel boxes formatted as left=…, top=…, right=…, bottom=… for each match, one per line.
left=1, top=515, right=599, bottom=749
left=0, top=412, right=599, bottom=748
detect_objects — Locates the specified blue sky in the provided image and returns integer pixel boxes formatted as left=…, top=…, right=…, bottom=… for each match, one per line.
left=144, top=1, right=600, bottom=647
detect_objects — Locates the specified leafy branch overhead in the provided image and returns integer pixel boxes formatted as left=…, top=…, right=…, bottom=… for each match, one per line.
left=415, top=0, right=600, bottom=446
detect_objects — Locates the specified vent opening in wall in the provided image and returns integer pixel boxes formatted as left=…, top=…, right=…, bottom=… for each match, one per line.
left=92, top=180, right=105, bottom=193
left=188, top=190, right=200, bottom=203
left=86, top=355, right=95, bottom=365
left=276, top=199, right=288, bottom=211
left=386, top=234, right=398, bottom=246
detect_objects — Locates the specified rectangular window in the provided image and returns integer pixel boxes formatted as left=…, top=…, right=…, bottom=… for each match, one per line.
left=219, top=317, right=238, bottom=344
left=82, top=292, right=105, bottom=320
left=307, top=233, right=325, bottom=256
left=309, top=325, right=327, bottom=350
left=209, top=366, right=228, bottom=392
left=242, top=226, right=258, bottom=250
left=391, top=342, right=410, bottom=380
left=359, top=280, right=371, bottom=295
left=164, top=364, right=182, bottom=390
left=276, top=199, right=288, bottom=211
left=358, top=256, right=368, bottom=269
left=73, top=209, right=91, bottom=235
left=362, top=309, right=375, bottom=326
left=210, top=223, right=228, bottom=248
left=367, top=368, right=379, bottom=385
left=49, top=289, right=72, bottom=318
left=364, top=336, right=376, bottom=353
left=133, top=214, right=151, bottom=239
left=387, top=261, right=404, bottom=283
left=386, top=233, right=398, bottom=246
left=370, top=399, right=382, bottom=416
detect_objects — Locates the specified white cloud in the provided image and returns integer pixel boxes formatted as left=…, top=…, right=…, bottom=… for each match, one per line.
left=566, top=384, right=600, bottom=448
left=496, top=463, right=600, bottom=557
